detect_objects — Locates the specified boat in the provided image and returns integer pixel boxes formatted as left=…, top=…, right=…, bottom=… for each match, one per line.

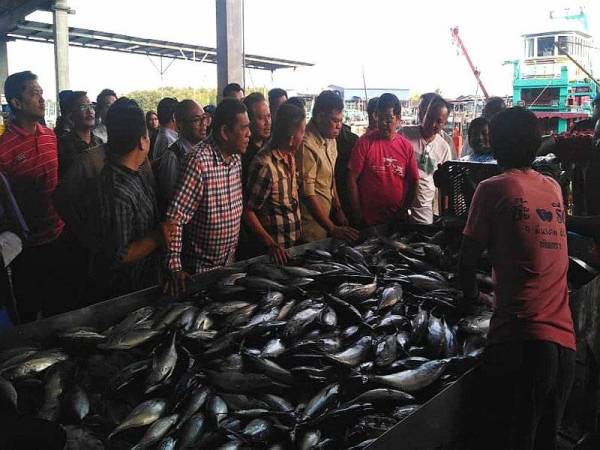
left=508, top=7, right=598, bottom=134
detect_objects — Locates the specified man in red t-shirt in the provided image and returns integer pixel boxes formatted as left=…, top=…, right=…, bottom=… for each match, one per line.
left=459, top=107, right=575, bottom=450
left=347, top=93, right=419, bottom=227
left=0, top=71, right=69, bottom=321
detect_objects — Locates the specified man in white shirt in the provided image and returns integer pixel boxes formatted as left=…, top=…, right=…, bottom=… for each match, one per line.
left=401, top=94, right=452, bottom=224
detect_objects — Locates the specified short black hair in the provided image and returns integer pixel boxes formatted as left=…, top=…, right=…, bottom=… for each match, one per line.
left=4, top=71, right=38, bottom=103
left=418, top=93, right=450, bottom=123
left=174, top=99, right=199, bottom=123
left=157, top=97, right=178, bottom=126
left=58, top=90, right=74, bottom=115
left=376, top=93, right=401, bottom=116
left=96, top=88, right=117, bottom=106
left=268, top=88, right=288, bottom=104
left=468, top=117, right=489, bottom=139
left=67, top=91, right=88, bottom=113
left=223, top=83, right=244, bottom=98
left=482, top=96, right=507, bottom=120
left=367, top=97, right=379, bottom=115
left=243, top=92, right=266, bottom=122
left=312, top=90, right=344, bottom=117
left=490, top=107, right=541, bottom=169
left=286, top=97, right=306, bottom=110
left=212, top=98, right=248, bottom=142
left=106, top=97, right=147, bottom=157
left=271, top=102, right=305, bottom=148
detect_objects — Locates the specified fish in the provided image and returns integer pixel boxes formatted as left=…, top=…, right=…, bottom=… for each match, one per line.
left=0, top=349, right=69, bottom=381
left=326, top=336, right=373, bottom=367
left=108, top=398, right=167, bottom=440
left=58, top=328, right=106, bottom=345
left=157, top=437, right=177, bottom=450
left=261, top=338, right=286, bottom=359
left=131, top=413, right=178, bottom=450
left=301, top=383, right=341, bottom=422
left=392, top=404, right=420, bottom=421
left=426, top=315, right=446, bottom=358
left=207, top=394, right=228, bottom=425
left=242, top=418, right=273, bottom=442
left=378, top=284, right=403, bottom=310
left=374, top=334, right=398, bottom=367
left=406, top=274, right=449, bottom=291
left=242, top=351, right=294, bottom=385
left=239, top=276, right=289, bottom=292
left=178, top=413, right=206, bottom=448
left=336, top=278, right=378, bottom=302
left=145, top=332, right=178, bottom=393
left=281, top=266, right=321, bottom=278
left=98, top=328, right=161, bottom=350
left=0, top=375, right=17, bottom=412
left=175, top=387, right=209, bottom=430
left=153, top=303, right=194, bottom=330
left=110, top=359, right=150, bottom=391
left=343, top=388, right=415, bottom=407
left=64, top=385, right=90, bottom=421
left=367, top=360, right=448, bottom=393
left=458, top=313, right=492, bottom=335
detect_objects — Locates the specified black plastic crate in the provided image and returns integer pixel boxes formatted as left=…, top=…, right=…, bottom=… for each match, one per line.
left=435, top=161, right=500, bottom=218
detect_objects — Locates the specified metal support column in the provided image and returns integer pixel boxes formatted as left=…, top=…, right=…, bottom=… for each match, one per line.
left=52, top=0, right=70, bottom=97
left=216, top=0, right=243, bottom=100
left=0, top=39, right=8, bottom=97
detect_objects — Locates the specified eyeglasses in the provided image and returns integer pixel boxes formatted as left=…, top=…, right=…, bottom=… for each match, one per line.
left=78, top=104, right=95, bottom=112
left=183, top=114, right=211, bottom=125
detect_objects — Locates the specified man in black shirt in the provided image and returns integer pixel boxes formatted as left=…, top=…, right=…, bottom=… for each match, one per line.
left=58, top=91, right=102, bottom=178
left=95, top=98, right=174, bottom=299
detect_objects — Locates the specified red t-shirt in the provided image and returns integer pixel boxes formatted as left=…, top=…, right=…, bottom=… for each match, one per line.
left=0, top=122, right=64, bottom=246
left=348, top=130, right=419, bottom=225
left=463, top=169, right=575, bottom=350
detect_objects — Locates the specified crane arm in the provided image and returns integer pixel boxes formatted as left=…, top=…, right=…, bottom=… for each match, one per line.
left=451, top=27, right=490, bottom=99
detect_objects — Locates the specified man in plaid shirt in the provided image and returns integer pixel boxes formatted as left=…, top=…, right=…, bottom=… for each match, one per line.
left=244, top=103, right=306, bottom=265
left=165, top=99, right=250, bottom=296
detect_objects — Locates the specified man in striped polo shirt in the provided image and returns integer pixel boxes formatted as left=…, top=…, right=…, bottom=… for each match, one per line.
left=0, top=71, right=67, bottom=321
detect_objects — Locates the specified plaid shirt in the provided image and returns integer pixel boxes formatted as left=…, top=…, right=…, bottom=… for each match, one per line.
left=166, top=137, right=243, bottom=273
left=97, top=158, right=159, bottom=294
left=246, top=145, right=302, bottom=248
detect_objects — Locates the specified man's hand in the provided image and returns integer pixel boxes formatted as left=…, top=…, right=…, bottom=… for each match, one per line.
left=330, top=226, right=359, bottom=243
left=333, top=206, right=349, bottom=227
left=268, top=242, right=288, bottom=266
left=163, top=270, right=190, bottom=298
left=159, top=221, right=177, bottom=247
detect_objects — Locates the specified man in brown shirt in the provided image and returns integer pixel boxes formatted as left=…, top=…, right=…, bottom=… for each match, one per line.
left=297, top=90, right=358, bottom=243
left=58, top=91, right=102, bottom=178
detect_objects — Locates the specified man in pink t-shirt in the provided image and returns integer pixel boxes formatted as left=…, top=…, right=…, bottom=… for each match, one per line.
left=347, top=93, right=419, bottom=227
left=459, top=107, right=575, bottom=450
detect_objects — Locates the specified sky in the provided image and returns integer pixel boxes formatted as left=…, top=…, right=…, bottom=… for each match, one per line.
left=5, top=0, right=600, bottom=101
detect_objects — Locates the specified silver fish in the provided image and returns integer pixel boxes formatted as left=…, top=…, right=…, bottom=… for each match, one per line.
left=146, top=332, right=178, bottom=393
left=98, top=328, right=161, bottom=350
left=108, top=398, right=167, bottom=440
left=131, top=413, right=178, bottom=450
left=0, top=375, right=17, bottom=411
left=1, top=349, right=69, bottom=381
left=368, top=360, right=448, bottom=393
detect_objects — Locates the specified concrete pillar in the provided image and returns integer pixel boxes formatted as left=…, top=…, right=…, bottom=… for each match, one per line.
left=216, top=0, right=243, bottom=100
left=0, top=39, right=8, bottom=97
left=53, top=0, right=70, bottom=97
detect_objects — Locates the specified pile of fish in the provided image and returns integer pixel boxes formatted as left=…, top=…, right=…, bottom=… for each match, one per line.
left=0, top=229, right=493, bottom=449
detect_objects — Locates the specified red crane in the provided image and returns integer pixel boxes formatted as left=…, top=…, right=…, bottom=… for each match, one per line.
left=450, top=26, right=490, bottom=100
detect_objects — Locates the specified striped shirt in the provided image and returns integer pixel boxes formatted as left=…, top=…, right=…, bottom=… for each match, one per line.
left=97, top=158, right=160, bottom=295
left=246, top=145, right=302, bottom=248
left=0, top=122, right=64, bottom=246
left=166, top=137, right=243, bottom=273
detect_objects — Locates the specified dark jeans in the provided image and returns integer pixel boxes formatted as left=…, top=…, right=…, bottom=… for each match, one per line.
left=476, top=340, right=575, bottom=450
left=10, top=232, right=80, bottom=322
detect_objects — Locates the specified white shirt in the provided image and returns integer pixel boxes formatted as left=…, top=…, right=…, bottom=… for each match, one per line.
left=401, top=126, right=452, bottom=224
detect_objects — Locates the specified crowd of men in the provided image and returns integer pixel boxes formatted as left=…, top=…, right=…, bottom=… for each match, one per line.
left=2, top=71, right=503, bottom=321
left=1, top=68, right=599, bottom=449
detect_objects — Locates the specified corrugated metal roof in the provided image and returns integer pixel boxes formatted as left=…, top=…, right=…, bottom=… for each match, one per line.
left=6, top=20, right=313, bottom=72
